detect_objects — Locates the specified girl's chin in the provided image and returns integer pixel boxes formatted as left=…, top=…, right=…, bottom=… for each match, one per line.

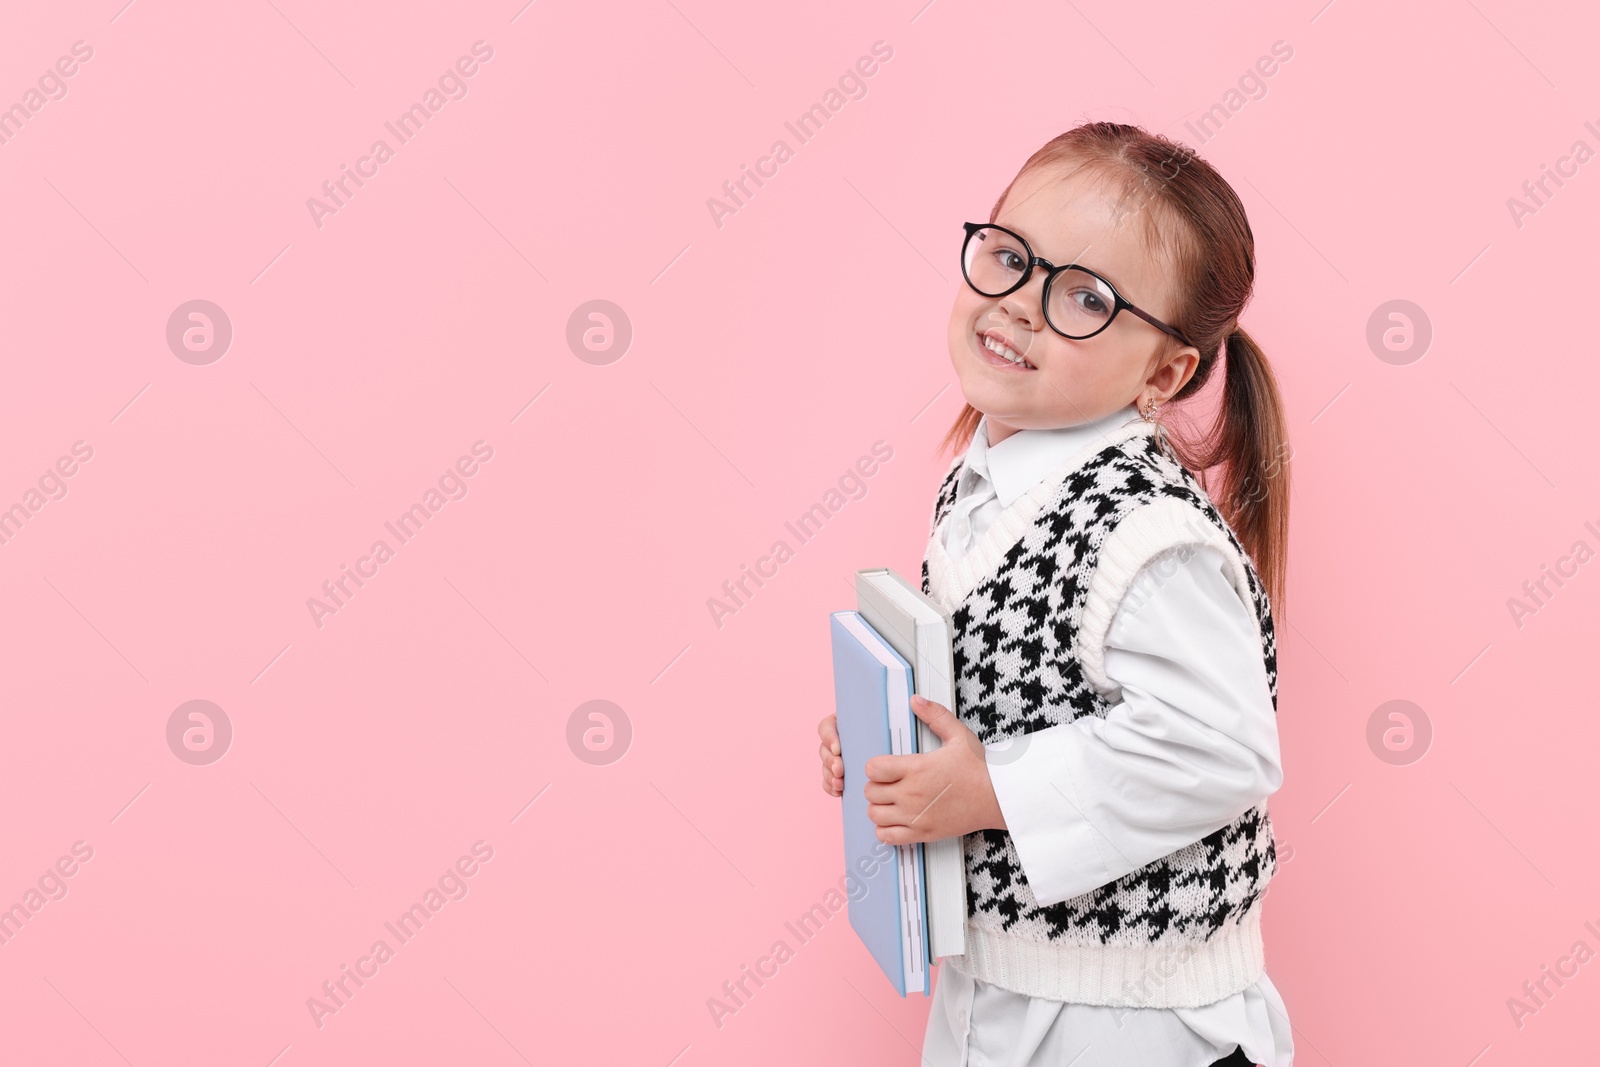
left=957, top=385, right=1035, bottom=427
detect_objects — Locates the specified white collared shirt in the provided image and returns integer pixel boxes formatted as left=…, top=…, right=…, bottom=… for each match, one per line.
left=943, top=404, right=1144, bottom=563
left=924, top=409, right=1294, bottom=1067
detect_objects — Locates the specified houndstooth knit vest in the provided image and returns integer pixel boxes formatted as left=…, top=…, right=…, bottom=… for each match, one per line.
left=920, top=417, right=1279, bottom=1008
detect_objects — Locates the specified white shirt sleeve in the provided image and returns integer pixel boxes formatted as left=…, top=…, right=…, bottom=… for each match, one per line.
left=983, top=543, right=1283, bottom=907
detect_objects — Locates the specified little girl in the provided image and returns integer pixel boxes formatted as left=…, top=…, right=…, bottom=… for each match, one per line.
left=818, top=122, right=1294, bottom=1067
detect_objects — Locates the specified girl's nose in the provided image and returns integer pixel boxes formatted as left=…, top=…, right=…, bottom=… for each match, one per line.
left=989, top=293, right=1039, bottom=334
left=996, top=275, right=1046, bottom=328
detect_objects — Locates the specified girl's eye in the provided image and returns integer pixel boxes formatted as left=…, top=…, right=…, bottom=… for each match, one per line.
left=1068, top=288, right=1110, bottom=316
left=992, top=248, right=1026, bottom=273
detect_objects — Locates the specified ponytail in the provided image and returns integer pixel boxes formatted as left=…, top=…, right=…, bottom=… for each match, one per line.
left=1193, top=326, right=1291, bottom=617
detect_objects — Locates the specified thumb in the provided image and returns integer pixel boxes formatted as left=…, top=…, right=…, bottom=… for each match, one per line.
left=911, top=695, right=963, bottom=742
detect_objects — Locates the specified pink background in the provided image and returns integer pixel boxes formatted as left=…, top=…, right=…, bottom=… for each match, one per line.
left=0, top=0, right=1595, bottom=1063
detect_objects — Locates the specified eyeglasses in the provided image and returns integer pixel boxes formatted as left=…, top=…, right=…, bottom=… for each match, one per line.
left=959, top=222, right=1195, bottom=348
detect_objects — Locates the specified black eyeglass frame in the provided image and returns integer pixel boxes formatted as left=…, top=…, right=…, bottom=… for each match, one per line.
left=960, top=221, right=1196, bottom=349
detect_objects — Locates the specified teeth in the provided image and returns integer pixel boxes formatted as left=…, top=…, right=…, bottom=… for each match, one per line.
left=983, top=335, right=1030, bottom=367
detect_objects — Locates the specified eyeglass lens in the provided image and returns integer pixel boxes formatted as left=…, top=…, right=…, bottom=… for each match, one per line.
left=961, top=225, right=1118, bottom=339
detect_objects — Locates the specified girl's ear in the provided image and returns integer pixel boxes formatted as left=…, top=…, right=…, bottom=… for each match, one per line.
left=1147, top=344, right=1200, bottom=402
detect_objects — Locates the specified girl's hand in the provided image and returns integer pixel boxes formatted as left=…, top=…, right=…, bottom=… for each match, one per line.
left=864, top=696, right=1006, bottom=844
left=818, top=714, right=844, bottom=797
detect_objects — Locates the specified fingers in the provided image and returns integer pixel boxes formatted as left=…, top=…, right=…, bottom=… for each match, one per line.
left=866, top=801, right=899, bottom=827
left=817, top=742, right=843, bottom=780
left=816, top=715, right=842, bottom=796
left=909, top=694, right=965, bottom=743
left=819, top=738, right=843, bottom=797
left=868, top=807, right=917, bottom=844
left=864, top=755, right=905, bottom=783
left=817, top=714, right=840, bottom=754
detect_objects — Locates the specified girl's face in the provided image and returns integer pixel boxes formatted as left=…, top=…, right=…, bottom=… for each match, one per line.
left=946, top=163, right=1200, bottom=445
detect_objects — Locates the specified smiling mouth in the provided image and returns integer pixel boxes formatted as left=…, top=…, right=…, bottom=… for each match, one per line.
left=977, top=331, right=1036, bottom=370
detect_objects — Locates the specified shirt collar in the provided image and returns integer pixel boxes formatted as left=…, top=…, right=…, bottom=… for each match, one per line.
left=963, top=404, right=1144, bottom=509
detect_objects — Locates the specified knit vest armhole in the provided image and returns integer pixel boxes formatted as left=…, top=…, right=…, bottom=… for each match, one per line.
left=1076, top=498, right=1261, bottom=701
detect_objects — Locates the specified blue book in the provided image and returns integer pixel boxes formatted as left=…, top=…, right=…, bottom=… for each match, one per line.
left=829, top=610, right=931, bottom=998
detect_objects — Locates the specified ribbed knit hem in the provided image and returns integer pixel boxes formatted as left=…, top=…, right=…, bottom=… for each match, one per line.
left=945, top=905, right=1266, bottom=1008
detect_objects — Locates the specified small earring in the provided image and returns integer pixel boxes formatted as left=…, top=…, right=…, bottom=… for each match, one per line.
left=1139, top=395, right=1161, bottom=422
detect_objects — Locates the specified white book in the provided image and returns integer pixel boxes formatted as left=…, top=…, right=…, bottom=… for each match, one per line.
left=854, top=567, right=968, bottom=961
